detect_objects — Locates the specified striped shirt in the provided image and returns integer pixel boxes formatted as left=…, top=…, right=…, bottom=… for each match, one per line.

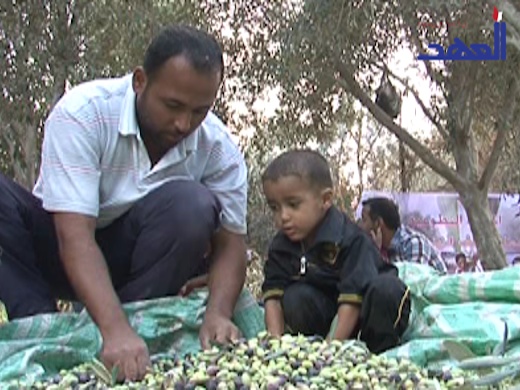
left=33, top=74, right=248, bottom=234
left=388, top=226, right=447, bottom=273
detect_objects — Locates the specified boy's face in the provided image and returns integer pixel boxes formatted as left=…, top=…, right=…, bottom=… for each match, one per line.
left=263, top=175, right=333, bottom=243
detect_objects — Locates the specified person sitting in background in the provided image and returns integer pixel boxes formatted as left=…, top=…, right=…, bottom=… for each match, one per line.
left=455, top=252, right=469, bottom=274
left=359, top=197, right=447, bottom=274
left=469, top=254, right=485, bottom=273
left=357, top=218, right=389, bottom=262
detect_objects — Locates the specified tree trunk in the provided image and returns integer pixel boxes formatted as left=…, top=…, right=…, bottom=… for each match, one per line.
left=399, top=140, right=408, bottom=192
left=458, top=187, right=507, bottom=270
left=337, top=64, right=516, bottom=270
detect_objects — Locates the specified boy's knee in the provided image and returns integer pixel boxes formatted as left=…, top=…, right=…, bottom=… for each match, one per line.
left=367, top=274, right=406, bottom=300
left=361, top=274, right=411, bottom=353
left=282, top=283, right=336, bottom=337
left=282, top=284, right=315, bottom=335
left=282, top=283, right=312, bottom=311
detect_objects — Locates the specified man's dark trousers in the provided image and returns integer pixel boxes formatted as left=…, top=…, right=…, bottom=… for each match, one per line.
left=0, top=173, right=221, bottom=320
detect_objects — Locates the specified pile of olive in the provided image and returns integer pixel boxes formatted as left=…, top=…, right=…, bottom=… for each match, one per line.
left=7, top=332, right=470, bottom=389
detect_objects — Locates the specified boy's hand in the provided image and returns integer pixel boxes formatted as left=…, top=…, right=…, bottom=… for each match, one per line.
left=331, top=304, right=360, bottom=341
left=264, top=299, right=285, bottom=337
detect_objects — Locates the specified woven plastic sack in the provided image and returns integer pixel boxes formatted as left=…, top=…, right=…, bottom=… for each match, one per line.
left=4, top=262, right=520, bottom=385
left=0, top=289, right=265, bottom=385
left=383, top=263, right=520, bottom=368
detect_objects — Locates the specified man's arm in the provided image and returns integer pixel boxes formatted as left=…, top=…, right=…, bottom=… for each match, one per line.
left=54, top=213, right=150, bottom=381
left=206, top=228, right=247, bottom=319
left=199, top=228, right=247, bottom=348
left=54, top=213, right=128, bottom=333
left=37, top=90, right=150, bottom=381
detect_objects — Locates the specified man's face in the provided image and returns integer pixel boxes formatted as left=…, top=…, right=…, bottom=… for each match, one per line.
left=133, top=55, right=221, bottom=150
left=360, top=205, right=379, bottom=234
left=263, top=176, right=332, bottom=243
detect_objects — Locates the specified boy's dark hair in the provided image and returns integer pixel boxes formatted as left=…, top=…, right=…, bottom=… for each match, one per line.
left=144, top=25, right=224, bottom=81
left=362, top=197, right=401, bottom=231
left=262, top=149, right=333, bottom=191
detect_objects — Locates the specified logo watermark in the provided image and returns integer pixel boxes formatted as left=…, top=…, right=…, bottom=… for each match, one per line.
left=417, top=6, right=507, bottom=61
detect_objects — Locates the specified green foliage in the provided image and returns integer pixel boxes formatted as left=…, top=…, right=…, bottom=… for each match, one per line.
left=1, top=0, right=519, bottom=266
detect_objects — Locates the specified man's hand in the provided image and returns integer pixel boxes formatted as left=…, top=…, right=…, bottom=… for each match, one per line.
left=371, top=227, right=383, bottom=250
left=53, top=212, right=150, bottom=382
left=199, top=228, right=246, bottom=348
left=100, top=325, right=151, bottom=382
left=178, top=274, right=209, bottom=297
left=199, top=311, right=241, bottom=349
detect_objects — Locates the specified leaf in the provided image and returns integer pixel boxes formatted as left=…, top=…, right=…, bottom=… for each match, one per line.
left=457, top=355, right=518, bottom=370
left=469, top=364, right=520, bottom=387
left=492, top=319, right=509, bottom=356
left=111, top=366, right=119, bottom=386
left=327, top=315, right=339, bottom=340
left=442, top=340, right=477, bottom=362
left=87, top=358, right=112, bottom=385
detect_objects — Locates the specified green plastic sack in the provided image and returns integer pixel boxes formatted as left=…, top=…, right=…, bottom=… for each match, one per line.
left=383, top=263, right=520, bottom=369
left=0, top=289, right=265, bottom=385
left=4, top=261, right=520, bottom=385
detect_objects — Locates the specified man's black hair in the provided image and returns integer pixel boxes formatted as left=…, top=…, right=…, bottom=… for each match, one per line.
left=362, top=197, right=401, bottom=231
left=144, top=24, right=224, bottom=81
left=455, top=252, right=466, bottom=262
left=262, top=149, right=333, bottom=191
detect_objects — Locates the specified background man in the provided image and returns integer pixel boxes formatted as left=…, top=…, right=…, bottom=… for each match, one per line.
left=360, top=197, right=447, bottom=273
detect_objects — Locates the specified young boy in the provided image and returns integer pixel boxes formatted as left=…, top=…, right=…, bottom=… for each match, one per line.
left=261, top=149, right=411, bottom=353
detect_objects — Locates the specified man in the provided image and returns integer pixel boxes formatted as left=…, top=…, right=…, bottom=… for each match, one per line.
left=0, top=25, right=248, bottom=382
left=360, top=197, right=447, bottom=273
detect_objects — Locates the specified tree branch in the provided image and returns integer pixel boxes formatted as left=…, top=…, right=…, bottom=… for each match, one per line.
left=463, top=65, right=480, bottom=137
left=498, top=0, right=520, bottom=52
left=361, top=124, right=383, bottom=162
left=408, top=23, right=449, bottom=104
left=335, top=62, right=468, bottom=191
left=478, top=78, right=520, bottom=191
left=371, top=62, right=449, bottom=141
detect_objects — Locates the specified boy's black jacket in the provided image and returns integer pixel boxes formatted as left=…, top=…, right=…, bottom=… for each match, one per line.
left=262, top=205, right=398, bottom=305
